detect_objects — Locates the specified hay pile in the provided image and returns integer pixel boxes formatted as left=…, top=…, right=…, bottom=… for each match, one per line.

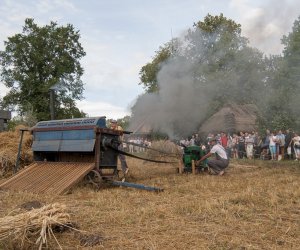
left=0, top=125, right=33, bottom=176
left=0, top=203, right=72, bottom=249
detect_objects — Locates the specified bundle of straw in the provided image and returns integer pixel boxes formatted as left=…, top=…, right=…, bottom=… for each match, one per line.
left=0, top=203, right=71, bottom=249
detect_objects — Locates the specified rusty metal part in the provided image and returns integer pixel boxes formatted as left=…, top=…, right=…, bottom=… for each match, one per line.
left=0, top=162, right=94, bottom=195
left=86, top=169, right=103, bottom=188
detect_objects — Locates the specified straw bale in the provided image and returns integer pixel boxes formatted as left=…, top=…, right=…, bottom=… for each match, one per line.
left=0, top=125, right=33, bottom=176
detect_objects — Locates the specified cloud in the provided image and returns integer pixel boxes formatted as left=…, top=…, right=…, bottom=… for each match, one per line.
left=230, top=0, right=300, bottom=55
left=76, top=99, right=130, bottom=119
left=35, top=0, right=77, bottom=14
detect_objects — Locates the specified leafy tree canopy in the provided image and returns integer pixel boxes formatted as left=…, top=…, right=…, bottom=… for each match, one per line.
left=0, top=18, right=86, bottom=121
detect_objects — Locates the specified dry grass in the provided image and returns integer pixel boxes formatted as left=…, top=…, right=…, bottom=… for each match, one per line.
left=0, top=158, right=299, bottom=249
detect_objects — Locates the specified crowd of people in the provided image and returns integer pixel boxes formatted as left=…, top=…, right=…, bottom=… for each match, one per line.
left=181, top=129, right=300, bottom=161
left=124, top=137, right=152, bottom=153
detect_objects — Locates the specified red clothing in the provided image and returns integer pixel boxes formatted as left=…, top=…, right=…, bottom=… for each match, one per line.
left=221, top=135, right=228, bottom=148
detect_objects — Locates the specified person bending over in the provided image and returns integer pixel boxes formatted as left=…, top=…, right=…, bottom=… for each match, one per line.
left=196, top=137, right=229, bottom=176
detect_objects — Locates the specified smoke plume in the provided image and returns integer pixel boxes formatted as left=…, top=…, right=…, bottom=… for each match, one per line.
left=130, top=56, right=213, bottom=139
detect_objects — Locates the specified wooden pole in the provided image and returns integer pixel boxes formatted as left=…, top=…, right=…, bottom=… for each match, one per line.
left=15, top=128, right=29, bottom=173
left=192, top=160, right=195, bottom=175
left=94, top=131, right=101, bottom=171
left=49, top=89, right=55, bottom=120
left=179, top=159, right=183, bottom=174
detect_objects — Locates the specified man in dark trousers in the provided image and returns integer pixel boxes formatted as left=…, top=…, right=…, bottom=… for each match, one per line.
left=110, top=120, right=129, bottom=175
left=284, top=129, right=293, bottom=160
left=196, top=137, right=229, bottom=176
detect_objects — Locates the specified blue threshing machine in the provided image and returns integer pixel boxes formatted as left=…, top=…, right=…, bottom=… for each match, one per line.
left=31, top=116, right=123, bottom=184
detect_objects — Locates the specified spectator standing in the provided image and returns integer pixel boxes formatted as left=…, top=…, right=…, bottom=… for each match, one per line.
left=255, top=133, right=263, bottom=158
left=245, top=132, right=254, bottom=159
left=216, top=134, right=221, bottom=145
left=189, top=135, right=195, bottom=146
left=284, top=129, right=293, bottom=160
left=269, top=132, right=277, bottom=161
left=261, top=129, right=271, bottom=160
left=220, top=132, right=228, bottom=148
left=206, top=133, right=214, bottom=150
left=226, top=133, right=234, bottom=159
left=276, top=130, right=285, bottom=160
left=194, top=133, right=201, bottom=146
left=231, top=133, right=238, bottom=159
left=128, top=138, right=134, bottom=153
left=291, top=132, right=300, bottom=161
left=110, top=120, right=129, bottom=175
left=237, top=132, right=245, bottom=159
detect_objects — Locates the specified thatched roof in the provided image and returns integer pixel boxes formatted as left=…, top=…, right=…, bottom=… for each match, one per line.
left=199, top=103, right=259, bottom=134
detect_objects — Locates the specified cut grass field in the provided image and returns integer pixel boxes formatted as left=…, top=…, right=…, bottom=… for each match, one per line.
left=0, top=158, right=299, bottom=249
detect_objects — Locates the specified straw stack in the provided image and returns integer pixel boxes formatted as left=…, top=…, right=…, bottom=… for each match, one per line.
left=0, top=125, right=33, bottom=176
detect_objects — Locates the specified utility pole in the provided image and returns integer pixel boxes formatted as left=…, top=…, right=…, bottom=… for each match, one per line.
left=49, top=88, right=55, bottom=120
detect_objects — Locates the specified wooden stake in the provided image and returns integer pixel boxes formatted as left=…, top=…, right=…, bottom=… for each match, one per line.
left=179, top=159, right=183, bottom=174
left=192, top=160, right=195, bottom=175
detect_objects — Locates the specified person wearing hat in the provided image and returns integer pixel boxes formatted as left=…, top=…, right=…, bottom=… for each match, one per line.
left=196, top=137, right=229, bottom=175
left=110, top=119, right=129, bottom=175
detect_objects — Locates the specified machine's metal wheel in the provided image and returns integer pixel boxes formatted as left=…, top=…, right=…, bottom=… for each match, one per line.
left=86, top=170, right=103, bottom=189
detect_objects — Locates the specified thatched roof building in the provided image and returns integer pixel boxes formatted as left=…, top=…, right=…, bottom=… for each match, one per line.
left=199, top=103, right=259, bottom=135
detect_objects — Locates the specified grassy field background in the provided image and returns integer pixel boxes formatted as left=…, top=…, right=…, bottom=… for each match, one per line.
left=0, top=158, right=299, bottom=249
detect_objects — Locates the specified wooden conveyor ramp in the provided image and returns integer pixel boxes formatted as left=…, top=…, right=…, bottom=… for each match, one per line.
left=0, top=162, right=94, bottom=195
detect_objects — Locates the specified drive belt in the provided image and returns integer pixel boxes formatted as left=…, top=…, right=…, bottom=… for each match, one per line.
left=120, top=140, right=180, bottom=157
left=108, top=145, right=178, bottom=164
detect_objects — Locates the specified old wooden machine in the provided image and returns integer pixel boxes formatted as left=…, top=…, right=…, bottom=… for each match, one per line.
left=31, top=116, right=124, bottom=184
left=0, top=117, right=138, bottom=194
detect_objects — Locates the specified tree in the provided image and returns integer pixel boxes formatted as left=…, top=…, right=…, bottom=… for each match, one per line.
left=281, top=16, right=300, bottom=129
left=257, top=16, right=300, bottom=132
left=0, top=18, right=86, bottom=121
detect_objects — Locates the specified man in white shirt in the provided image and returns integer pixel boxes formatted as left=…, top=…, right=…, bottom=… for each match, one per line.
left=196, top=137, right=229, bottom=176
